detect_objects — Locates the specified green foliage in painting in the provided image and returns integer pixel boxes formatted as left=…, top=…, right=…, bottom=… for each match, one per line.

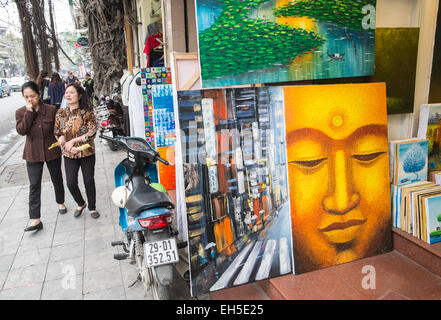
left=199, top=0, right=325, bottom=80
left=273, top=0, right=376, bottom=32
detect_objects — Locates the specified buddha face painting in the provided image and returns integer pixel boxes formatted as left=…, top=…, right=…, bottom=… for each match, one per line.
left=284, top=83, right=392, bottom=274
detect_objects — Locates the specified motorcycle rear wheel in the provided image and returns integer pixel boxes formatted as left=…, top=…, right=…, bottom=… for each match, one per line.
left=150, top=269, right=170, bottom=300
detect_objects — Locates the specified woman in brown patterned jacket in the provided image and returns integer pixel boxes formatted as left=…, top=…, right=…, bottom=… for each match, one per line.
left=54, top=83, right=100, bottom=219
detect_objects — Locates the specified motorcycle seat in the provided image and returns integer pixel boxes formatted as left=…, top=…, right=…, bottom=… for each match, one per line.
left=126, top=183, right=175, bottom=216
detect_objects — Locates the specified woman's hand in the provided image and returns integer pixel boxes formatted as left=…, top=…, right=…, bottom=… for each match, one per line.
left=64, top=139, right=75, bottom=152
left=70, top=147, right=79, bottom=155
left=25, top=103, right=34, bottom=112
left=58, top=136, right=66, bottom=147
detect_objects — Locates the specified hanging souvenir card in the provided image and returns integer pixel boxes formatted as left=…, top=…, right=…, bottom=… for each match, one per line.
left=141, top=67, right=176, bottom=190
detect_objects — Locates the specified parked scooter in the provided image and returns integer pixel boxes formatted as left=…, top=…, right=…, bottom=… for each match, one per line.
left=98, top=95, right=125, bottom=151
left=101, top=134, right=180, bottom=300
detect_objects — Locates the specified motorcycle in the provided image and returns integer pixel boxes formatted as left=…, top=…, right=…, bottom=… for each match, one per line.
left=101, top=134, right=180, bottom=300
left=97, top=95, right=125, bottom=151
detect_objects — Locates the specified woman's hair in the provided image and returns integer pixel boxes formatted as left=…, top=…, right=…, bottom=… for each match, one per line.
left=51, top=72, right=62, bottom=86
left=66, top=83, right=93, bottom=111
left=21, top=81, right=40, bottom=96
left=36, top=70, right=48, bottom=87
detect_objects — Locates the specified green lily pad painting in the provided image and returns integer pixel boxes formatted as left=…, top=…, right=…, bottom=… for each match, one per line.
left=196, top=0, right=377, bottom=88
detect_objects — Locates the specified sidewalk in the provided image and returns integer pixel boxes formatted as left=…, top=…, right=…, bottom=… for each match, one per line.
left=1, top=138, right=441, bottom=300
left=0, top=137, right=191, bottom=300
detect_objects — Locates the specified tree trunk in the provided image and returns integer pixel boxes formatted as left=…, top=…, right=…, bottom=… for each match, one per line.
left=48, top=0, right=60, bottom=72
left=80, top=0, right=127, bottom=96
left=15, top=0, right=39, bottom=80
left=30, top=0, right=52, bottom=74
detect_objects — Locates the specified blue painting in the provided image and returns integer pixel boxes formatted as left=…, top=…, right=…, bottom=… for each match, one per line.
left=195, top=0, right=376, bottom=88
left=396, top=141, right=428, bottom=185
left=424, top=195, right=441, bottom=244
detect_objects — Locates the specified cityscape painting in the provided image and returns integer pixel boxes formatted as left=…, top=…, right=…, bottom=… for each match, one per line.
left=177, top=87, right=293, bottom=296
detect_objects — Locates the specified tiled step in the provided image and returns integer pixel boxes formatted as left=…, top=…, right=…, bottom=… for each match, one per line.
left=209, top=250, right=441, bottom=300
left=392, top=227, right=441, bottom=277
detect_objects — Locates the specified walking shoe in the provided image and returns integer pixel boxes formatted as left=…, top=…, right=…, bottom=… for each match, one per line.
left=90, top=211, right=100, bottom=219
left=74, top=204, right=87, bottom=218
left=24, top=221, right=43, bottom=232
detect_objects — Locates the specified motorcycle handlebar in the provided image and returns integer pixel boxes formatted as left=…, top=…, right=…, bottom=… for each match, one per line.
left=157, top=156, right=169, bottom=166
left=99, top=134, right=170, bottom=166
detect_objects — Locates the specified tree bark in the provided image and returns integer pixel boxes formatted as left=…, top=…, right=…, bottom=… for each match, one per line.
left=80, top=0, right=127, bottom=96
left=15, top=0, right=39, bottom=80
left=48, top=0, right=60, bottom=72
left=30, top=0, right=52, bottom=74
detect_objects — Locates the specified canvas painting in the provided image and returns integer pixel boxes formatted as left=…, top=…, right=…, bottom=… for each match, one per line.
left=177, top=87, right=293, bottom=296
left=429, top=1, right=441, bottom=104
left=421, top=104, right=441, bottom=172
left=372, top=28, right=419, bottom=114
left=424, top=195, right=441, bottom=244
left=395, top=140, right=428, bottom=186
left=284, top=82, right=392, bottom=274
left=195, top=0, right=376, bottom=88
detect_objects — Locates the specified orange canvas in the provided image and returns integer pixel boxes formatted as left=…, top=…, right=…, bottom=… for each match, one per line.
left=284, top=83, right=392, bottom=274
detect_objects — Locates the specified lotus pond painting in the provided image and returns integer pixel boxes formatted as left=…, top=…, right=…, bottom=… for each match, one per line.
left=195, top=0, right=377, bottom=88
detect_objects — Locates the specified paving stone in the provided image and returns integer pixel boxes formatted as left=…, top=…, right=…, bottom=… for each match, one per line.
left=11, top=247, right=50, bottom=269
left=83, top=266, right=123, bottom=294
left=45, top=256, right=84, bottom=282
left=84, top=285, right=126, bottom=300
left=49, top=242, right=84, bottom=263
left=52, top=229, right=84, bottom=246
left=84, top=250, right=119, bottom=274
left=41, top=275, right=83, bottom=300
left=0, top=283, right=42, bottom=300
left=3, top=264, right=47, bottom=290
left=0, top=254, right=14, bottom=272
left=84, top=225, right=116, bottom=241
left=55, top=218, right=85, bottom=233
left=84, top=234, right=116, bottom=256
left=0, top=271, right=7, bottom=289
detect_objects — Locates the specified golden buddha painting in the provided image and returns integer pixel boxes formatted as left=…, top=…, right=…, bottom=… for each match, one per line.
left=284, top=82, right=392, bottom=274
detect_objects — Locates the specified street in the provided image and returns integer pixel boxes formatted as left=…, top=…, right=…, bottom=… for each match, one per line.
left=207, top=204, right=294, bottom=293
left=0, top=92, right=25, bottom=158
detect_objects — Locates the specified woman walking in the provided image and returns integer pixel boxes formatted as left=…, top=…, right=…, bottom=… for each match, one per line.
left=15, top=81, right=67, bottom=232
left=48, top=72, right=65, bottom=109
left=54, top=83, right=100, bottom=219
left=36, top=70, right=51, bottom=104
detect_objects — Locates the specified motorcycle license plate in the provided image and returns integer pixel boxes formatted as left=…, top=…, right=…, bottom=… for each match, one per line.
left=144, top=238, right=179, bottom=268
left=103, top=130, right=113, bottom=138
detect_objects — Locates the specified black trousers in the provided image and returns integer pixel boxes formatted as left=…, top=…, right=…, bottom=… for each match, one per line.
left=64, top=154, right=96, bottom=211
left=26, top=157, right=65, bottom=220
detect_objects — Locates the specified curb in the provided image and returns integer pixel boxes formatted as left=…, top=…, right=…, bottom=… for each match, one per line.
left=0, top=136, right=25, bottom=170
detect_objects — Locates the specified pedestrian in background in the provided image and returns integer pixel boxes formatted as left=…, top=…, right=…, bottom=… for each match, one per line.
left=36, top=70, right=51, bottom=104
left=15, top=81, right=67, bottom=232
left=48, top=72, right=65, bottom=110
left=54, top=83, right=100, bottom=219
left=65, top=71, right=79, bottom=86
left=83, top=73, right=94, bottom=103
